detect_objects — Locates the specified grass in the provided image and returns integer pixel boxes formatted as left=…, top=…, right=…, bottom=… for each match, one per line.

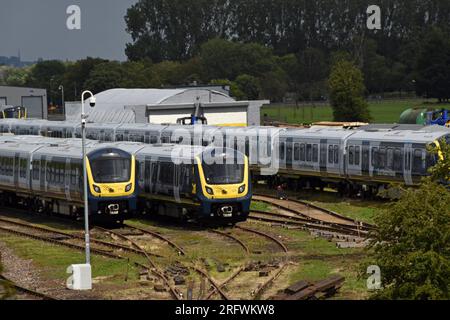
left=262, top=98, right=444, bottom=124
left=0, top=234, right=139, bottom=283
left=254, top=186, right=386, bottom=224
left=250, top=201, right=272, bottom=212
left=247, top=222, right=369, bottom=299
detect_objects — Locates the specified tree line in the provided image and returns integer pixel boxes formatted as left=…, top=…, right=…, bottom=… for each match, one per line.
left=1, top=1, right=450, bottom=120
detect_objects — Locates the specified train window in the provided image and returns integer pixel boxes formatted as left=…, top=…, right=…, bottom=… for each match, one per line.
left=116, top=134, right=124, bottom=141
left=6, top=157, right=13, bottom=176
left=328, top=146, right=333, bottom=164
left=349, top=146, right=354, bottom=165
left=387, top=148, right=394, bottom=170
left=312, top=144, right=319, bottom=163
left=20, top=158, right=27, bottom=179
left=294, top=143, right=300, bottom=161
left=371, top=148, right=378, bottom=167
left=394, top=149, right=402, bottom=171
left=159, top=162, right=175, bottom=185
left=300, top=144, right=306, bottom=161
left=286, top=142, right=293, bottom=161
left=306, top=144, right=312, bottom=162
left=355, top=146, right=360, bottom=166
left=334, top=145, right=339, bottom=164
left=413, top=149, right=424, bottom=173
left=379, top=148, right=386, bottom=169
left=280, top=142, right=285, bottom=160
left=33, top=161, right=40, bottom=180
left=150, top=136, right=158, bottom=144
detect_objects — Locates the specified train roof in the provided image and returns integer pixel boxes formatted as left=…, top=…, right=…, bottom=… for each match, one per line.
left=281, top=127, right=354, bottom=139
left=348, top=127, right=450, bottom=143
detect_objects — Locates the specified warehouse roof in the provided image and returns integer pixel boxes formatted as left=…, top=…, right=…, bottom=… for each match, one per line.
left=82, top=88, right=236, bottom=123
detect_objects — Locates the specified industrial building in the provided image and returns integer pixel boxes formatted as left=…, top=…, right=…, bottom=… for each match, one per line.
left=0, top=86, right=48, bottom=119
left=66, top=87, right=269, bottom=126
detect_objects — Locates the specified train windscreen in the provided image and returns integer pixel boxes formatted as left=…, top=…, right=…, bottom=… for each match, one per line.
left=203, top=163, right=244, bottom=185
left=91, top=156, right=131, bottom=183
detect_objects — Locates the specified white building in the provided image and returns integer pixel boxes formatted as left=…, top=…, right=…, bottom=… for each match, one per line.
left=66, top=87, right=269, bottom=126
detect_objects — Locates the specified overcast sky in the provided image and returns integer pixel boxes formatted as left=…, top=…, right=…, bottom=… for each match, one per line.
left=0, top=0, right=138, bottom=61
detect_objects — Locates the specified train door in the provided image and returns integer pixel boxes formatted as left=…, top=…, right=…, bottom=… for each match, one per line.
left=144, top=158, right=151, bottom=193
left=64, top=158, right=72, bottom=201
left=320, top=140, right=327, bottom=176
left=362, top=144, right=370, bottom=177
left=286, top=137, right=293, bottom=170
left=14, top=152, right=19, bottom=190
left=404, top=144, right=413, bottom=185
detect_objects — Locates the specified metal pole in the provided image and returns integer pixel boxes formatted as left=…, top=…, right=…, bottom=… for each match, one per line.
left=81, top=91, right=93, bottom=265
left=59, top=85, right=65, bottom=120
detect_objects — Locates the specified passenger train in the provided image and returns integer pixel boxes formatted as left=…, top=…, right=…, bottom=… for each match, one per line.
left=0, top=136, right=138, bottom=223
left=0, top=119, right=449, bottom=194
left=0, top=135, right=251, bottom=223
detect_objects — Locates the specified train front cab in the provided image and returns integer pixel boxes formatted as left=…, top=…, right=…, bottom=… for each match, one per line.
left=85, top=148, right=138, bottom=222
left=194, top=148, right=252, bottom=223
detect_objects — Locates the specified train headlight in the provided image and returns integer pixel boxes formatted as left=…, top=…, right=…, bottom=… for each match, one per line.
left=206, top=186, right=214, bottom=195
left=238, top=185, right=246, bottom=194
left=125, top=183, right=133, bottom=192
left=93, top=185, right=101, bottom=193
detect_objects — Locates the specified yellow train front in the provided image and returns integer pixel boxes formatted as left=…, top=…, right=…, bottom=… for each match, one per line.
left=136, top=145, right=252, bottom=223
left=86, top=146, right=139, bottom=222
left=195, top=148, right=252, bottom=222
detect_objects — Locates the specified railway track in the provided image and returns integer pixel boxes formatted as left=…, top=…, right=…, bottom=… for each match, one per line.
left=203, top=229, right=251, bottom=300
left=202, top=224, right=290, bottom=300
left=93, top=225, right=183, bottom=300
left=235, top=225, right=290, bottom=300
left=252, top=194, right=375, bottom=238
left=0, top=274, right=56, bottom=300
left=0, top=212, right=185, bottom=300
left=123, top=222, right=186, bottom=256
left=249, top=210, right=368, bottom=241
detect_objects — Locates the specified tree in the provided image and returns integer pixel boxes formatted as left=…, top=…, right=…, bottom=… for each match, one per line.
left=199, top=38, right=275, bottom=81
left=235, top=74, right=261, bottom=100
left=83, top=61, right=159, bottom=94
left=63, top=57, right=108, bottom=101
left=328, top=59, right=371, bottom=122
left=428, top=138, right=450, bottom=183
left=0, top=66, right=31, bottom=87
left=125, top=0, right=231, bottom=62
left=209, top=79, right=246, bottom=100
left=367, top=142, right=450, bottom=300
left=26, top=60, right=67, bottom=105
left=415, top=28, right=450, bottom=102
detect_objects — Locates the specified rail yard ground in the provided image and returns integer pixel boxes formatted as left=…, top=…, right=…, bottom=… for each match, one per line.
left=262, top=98, right=447, bottom=125
left=0, top=189, right=383, bottom=300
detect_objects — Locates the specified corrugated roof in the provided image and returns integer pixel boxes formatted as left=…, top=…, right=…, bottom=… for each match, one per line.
left=77, top=88, right=235, bottom=123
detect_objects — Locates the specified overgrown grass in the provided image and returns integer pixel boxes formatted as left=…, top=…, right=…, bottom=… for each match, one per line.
left=254, top=186, right=386, bottom=224
left=0, top=234, right=139, bottom=283
left=262, top=98, right=443, bottom=124
left=250, top=201, right=271, bottom=212
left=246, top=222, right=369, bottom=299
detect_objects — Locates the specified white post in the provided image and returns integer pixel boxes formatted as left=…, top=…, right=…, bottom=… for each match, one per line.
left=81, top=90, right=95, bottom=265
left=67, top=91, right=95, bottom=291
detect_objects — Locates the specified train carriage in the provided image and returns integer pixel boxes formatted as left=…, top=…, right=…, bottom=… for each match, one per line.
left=343, top=127, right=449, bottom=186
left=135, top=144, right=251, bottom=223
left=1, top=119, right=449, bottom=194
left=0, top=136, right=139, bottom=223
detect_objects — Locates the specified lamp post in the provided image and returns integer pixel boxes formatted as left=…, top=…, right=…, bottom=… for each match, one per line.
left=81, top=90, right=96, bottom=265
left=59, top=85, right=65, bottom=120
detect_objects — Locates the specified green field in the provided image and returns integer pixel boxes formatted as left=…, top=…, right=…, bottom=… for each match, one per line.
left=262, top=98, right=440, bottom=124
